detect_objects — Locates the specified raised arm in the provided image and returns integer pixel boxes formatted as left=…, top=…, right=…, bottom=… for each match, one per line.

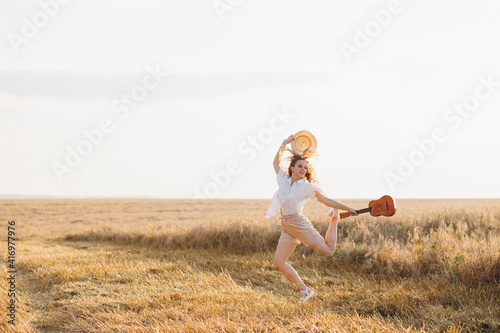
left=273, top=134, right=294, bottom=175
left=314, top=191, right=358, bottom=215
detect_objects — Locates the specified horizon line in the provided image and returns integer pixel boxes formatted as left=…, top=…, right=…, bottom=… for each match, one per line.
left=1, top=195, right=499, bottom=200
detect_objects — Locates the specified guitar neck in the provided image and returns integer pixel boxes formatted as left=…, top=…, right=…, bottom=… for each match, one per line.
left=340, top=207, right=371, bottom=219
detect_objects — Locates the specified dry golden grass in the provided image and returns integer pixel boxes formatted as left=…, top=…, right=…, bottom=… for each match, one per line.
left=1, top=199, right=499, bottom=332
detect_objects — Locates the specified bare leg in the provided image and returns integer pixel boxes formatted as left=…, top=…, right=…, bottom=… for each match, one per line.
left=274, top=242, right=307, bottom=291
left=309, top=209, right=339, bottom=257
left=325, top=216, right=338, bottom=249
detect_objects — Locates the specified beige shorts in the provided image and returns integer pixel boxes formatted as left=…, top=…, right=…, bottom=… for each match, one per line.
left=279, top=213, right=323, bottom=247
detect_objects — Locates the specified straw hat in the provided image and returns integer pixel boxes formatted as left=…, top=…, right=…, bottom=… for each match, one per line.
left=291, top=130, right=317, bottom=156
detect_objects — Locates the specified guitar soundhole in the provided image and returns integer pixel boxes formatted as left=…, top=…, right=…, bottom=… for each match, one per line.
left=375, top=203, right=383, bottom=212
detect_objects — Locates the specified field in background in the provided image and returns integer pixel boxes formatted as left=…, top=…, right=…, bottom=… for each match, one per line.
left=1, top=199, right=499, bottom=332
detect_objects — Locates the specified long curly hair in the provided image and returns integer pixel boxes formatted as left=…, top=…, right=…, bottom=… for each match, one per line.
left=284, top=147, right=320, bottom=185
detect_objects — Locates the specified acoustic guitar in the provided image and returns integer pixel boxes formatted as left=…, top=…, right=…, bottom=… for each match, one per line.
left=329, top=195, right=397, bottom=219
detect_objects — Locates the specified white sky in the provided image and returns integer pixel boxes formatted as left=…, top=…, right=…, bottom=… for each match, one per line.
left=1, top=0, right=499, bottom=199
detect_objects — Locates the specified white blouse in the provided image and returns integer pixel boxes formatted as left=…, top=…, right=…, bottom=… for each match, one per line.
left=265, top=166, right=331, bottom=219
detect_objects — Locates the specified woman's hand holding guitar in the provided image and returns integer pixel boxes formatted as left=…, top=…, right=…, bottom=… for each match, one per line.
left=348, top=207, right=358, bottom=216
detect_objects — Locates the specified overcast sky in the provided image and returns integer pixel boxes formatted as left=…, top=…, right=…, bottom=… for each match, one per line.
left=1, top=0, right=499, bottom=199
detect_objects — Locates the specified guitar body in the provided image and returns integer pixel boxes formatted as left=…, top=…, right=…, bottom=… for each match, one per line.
left=369, top=195, right=396, bottom=217
left=338, top=195, right=397, bottom=219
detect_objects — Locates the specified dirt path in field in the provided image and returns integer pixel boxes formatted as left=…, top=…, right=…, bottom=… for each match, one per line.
left=17, top=239, right=83, bottom=333
left=17, top=239, right=147, bottom=332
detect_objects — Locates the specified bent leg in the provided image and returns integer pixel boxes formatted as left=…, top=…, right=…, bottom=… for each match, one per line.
left=309, top=214, right=339, bottom=257
left=274, top=242, right=307, bottom=291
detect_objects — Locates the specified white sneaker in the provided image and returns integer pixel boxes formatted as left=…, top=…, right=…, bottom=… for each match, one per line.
left=298, top=288, right=314, bottom=304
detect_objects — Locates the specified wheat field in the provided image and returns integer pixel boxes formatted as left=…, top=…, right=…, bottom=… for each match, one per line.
left=1, top=199, right=499, bottom=332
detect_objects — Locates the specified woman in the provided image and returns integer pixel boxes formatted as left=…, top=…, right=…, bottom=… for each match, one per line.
left=265, top=134, right=358, bottom=304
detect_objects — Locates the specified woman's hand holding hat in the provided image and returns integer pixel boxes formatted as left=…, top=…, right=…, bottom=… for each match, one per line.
left=281, top=135, right=294, bottom=147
